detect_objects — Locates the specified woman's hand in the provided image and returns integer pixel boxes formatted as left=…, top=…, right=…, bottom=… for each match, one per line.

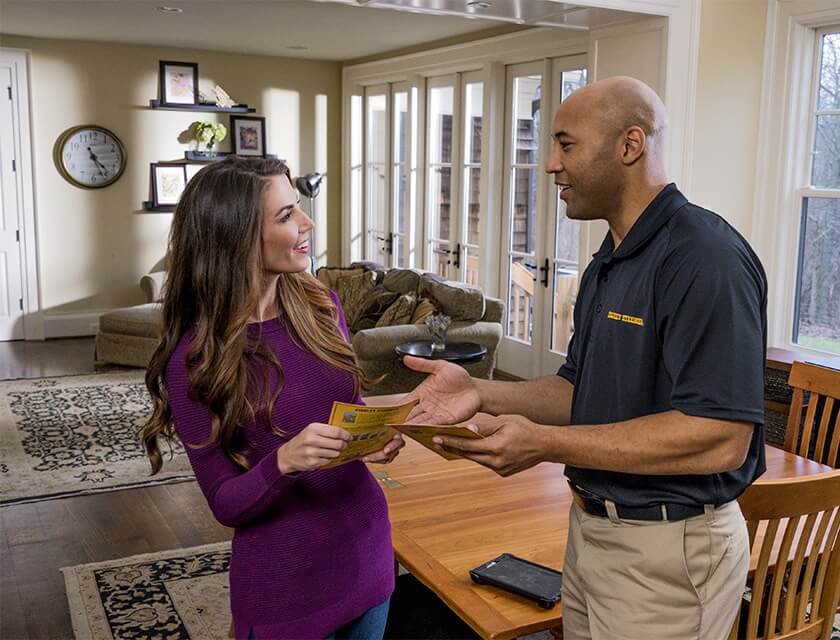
left=276, top=423, right=352, bottom=474
left=362, top=434, right=405, bottom=464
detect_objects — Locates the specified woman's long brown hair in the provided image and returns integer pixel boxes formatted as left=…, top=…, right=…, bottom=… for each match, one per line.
left=142, top=156, right=366, bottom=473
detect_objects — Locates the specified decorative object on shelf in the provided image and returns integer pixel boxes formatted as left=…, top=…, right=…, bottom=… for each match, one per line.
left=424, top=313, right=451, bottom=352
left=295, top=172, right=325, bottom=274
left=53, top=125, right=126, bottom=189
left=230, top=115, right=266, bottom=157
left=190, top=121, right=227, bottom=158
left=158, top=60, right=199, bottom=106
left=213, top=84, right=235, bottom=109
left=150, top=162, right=186, bottom=207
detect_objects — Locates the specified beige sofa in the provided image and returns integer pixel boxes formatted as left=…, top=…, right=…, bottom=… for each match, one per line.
left=95, top=262, right=505, bottom=396
left=317, top=262, right=504, bottom=395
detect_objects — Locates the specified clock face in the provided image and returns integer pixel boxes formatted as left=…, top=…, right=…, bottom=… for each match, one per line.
left=55, top=126, right=126, bottom=189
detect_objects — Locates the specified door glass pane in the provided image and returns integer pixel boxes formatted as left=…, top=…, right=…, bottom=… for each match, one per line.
left=507, top=255, right=534, bottom=343
left=464, top=166, right=481, bottom=246
left=428, top=166, right=452, bottom=242
left=464, top=82, right=483, bottom=164
left=366, top=93, right=387, bottom=263
left=431, top=241, right=452, bottom=279
left=393, top=91, right=409, bottom=266
left=817, top=31, right=840, bottom=110
left=561, top=68, right=587, bottom=101
left=512, top=76, right=541, bottom=165
left=349, top=95, right=363, bottom=262
left=429, top=86, right=454, bottom=164
left=794, top=197, right=840, bottom=354
left=811, top=115, right=840, bottom=189
left=465, top=247, right=480, bottom=287
left=511, top=167, right=537, bottom=253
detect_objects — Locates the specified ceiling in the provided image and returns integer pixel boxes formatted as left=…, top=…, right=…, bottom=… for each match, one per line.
left=0, top=0, right=642, bottom=61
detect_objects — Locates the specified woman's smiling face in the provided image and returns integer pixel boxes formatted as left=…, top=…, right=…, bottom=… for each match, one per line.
left=260, top=174, right=314, bottom=275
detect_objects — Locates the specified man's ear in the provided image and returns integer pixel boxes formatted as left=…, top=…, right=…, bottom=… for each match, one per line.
left=621, top=126, right=646, bottom=165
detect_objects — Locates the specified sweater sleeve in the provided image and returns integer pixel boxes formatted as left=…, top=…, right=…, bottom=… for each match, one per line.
left=165, top=352, right=298, bottom=528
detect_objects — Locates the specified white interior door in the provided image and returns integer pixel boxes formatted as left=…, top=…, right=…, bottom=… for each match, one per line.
left=364, top=85, right=391, bottom=265
left=0, top=64, right=24, bottom=341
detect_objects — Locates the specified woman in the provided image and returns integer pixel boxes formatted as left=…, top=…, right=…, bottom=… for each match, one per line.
left=142, top=156, right=402, bottom=639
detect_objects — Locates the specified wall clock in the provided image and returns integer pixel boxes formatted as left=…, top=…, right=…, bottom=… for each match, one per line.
left=54, top=125, right=126, bottom=189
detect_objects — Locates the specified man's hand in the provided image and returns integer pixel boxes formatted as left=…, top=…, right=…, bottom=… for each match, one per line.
left=433, top=413, right=548, bottom=477
left=362, top=434, right=405, bottom=464
left=403, top=356, right=481, bottom=424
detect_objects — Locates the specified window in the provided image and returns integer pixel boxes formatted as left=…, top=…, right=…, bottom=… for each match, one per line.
left=793, top=28, right=840, bottom=355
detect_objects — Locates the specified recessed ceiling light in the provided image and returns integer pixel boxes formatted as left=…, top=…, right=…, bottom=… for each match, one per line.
left=467, top=0, right=492, bottom=8
left=287, top=45, right=309, bottom=51
left=157, top=6, right=183, bottom=14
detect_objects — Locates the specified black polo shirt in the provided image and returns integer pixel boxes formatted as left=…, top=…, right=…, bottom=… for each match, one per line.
left=557, top=183, right=767, bottom=508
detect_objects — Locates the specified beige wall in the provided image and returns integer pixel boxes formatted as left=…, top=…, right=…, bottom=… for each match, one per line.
left=0, top=34, right=342, bottom=317
left=689, top=0, right=767, bottom=235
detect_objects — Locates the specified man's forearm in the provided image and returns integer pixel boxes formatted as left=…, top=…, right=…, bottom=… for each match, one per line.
left=475, top=375, right=573, bottom=425
left=538, top=410, right=753, bottom=475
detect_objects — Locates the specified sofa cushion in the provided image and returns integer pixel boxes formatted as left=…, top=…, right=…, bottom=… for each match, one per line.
left=411, top=297, right=437, bottom=324
left=382, top=268, right=423, bottom=295
left=376, top=293, right=417, bottom=328
left=352, top=285, right=400, bottom=333
left=333, top=271, right=377, bottom=326
left=315, top=266, right=365, bottom=290
left=419, top=274, right=485, bottom=321
left=99, top=303, right=161, bottom=339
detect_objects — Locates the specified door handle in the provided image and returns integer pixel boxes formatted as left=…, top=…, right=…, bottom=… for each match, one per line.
left=539, top=257, right=549, bottom=289
left=375, top=233, right=393, bottom=255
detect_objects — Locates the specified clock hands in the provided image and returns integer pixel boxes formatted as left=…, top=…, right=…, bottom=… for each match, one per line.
left=87, top=146, right=109, bottom=177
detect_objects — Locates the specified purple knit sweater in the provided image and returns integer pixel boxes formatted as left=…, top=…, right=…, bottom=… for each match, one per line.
left=164, top=295, right=394, bottom=639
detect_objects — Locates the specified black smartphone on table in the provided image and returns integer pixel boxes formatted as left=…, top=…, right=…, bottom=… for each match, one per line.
left=469, top=553, right=563, bottom=609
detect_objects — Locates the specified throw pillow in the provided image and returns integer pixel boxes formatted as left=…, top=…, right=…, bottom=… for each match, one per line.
left=333, top=271, right=376, bottom=327
left=351, top=285, right=400, bottom=333
left=411, top=297, right=437, bottom=324
left=376, top=293, right=418, bottom=328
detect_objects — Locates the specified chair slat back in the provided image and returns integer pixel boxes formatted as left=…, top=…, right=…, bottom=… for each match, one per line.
left=728, top=471, right=840, bottom=640
left=784, top=362, right=840, bottom=467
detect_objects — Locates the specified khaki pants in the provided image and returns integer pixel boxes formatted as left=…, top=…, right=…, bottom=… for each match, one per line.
left=561, top=500, right=749, bottom=640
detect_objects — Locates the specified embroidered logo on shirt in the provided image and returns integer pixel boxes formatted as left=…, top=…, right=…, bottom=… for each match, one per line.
left=607, top=311, right=645, bottom=327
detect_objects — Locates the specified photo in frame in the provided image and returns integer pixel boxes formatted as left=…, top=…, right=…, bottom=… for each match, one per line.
left=151, top=163, right=187, bottom=206
left=159, top=60, right=199, bottom=106
left=230, top=115, right=266, bottom=157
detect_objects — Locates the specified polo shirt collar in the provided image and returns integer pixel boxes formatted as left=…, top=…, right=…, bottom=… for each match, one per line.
left=592, top=183, right=687, bottom=264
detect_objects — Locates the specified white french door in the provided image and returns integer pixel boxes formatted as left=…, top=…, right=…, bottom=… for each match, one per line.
left=425, top=71, right=485, bottom=284
left=497, top=57, right=588, bottom=378
left=362, top=83, right=417, bottom=268
left=0, top=63, right=24, bottom=340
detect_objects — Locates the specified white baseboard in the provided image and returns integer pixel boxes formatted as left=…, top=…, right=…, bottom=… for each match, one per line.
left=43, top=311, right=104, bottom=338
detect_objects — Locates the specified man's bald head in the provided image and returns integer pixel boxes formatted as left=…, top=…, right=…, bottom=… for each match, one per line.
left=546, top=76, right=670, bottom=223
left=560, top=76, right=668, bottom=159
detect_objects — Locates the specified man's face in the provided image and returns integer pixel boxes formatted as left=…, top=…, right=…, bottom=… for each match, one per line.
left=545, top=98, right=624, bottom=221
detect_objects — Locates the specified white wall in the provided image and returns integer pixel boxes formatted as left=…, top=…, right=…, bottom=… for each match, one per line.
left=0, top=34, right=342, bottom=332
left=689, top=0, right=768, bottom=235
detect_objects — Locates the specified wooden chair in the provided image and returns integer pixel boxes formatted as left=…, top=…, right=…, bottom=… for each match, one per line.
left=783, top=362, right=840, bottom=467
left=728, top=471, right=840, bottom=640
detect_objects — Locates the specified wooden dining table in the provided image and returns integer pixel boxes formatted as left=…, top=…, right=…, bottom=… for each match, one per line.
left=365, top=396, right=834, bottom=640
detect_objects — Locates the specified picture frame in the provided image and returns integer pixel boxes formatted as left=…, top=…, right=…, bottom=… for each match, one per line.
left=230, top=115, right=267, bottom=157
left=159, top=60, right=199, bottom=106
left=184, top=163, right=204, bottom=184
left=151, top=162, right=187, bottom=207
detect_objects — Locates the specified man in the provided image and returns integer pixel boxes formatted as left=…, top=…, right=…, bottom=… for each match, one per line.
left=404, top=76, right=767, bottom=640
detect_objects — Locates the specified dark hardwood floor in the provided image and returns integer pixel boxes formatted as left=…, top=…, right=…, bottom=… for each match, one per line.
left=0, top=338, right=232, bottom=640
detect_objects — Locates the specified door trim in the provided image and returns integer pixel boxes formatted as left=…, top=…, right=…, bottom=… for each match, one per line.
left=0, top=48, right=42, bottom=341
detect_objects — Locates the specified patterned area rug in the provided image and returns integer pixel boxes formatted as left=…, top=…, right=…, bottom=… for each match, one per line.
left=0, top=372, right=194, bottom=506
left=62, top=543, right=232, bottom=640
left=61, top=543, right=840, bottom=640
